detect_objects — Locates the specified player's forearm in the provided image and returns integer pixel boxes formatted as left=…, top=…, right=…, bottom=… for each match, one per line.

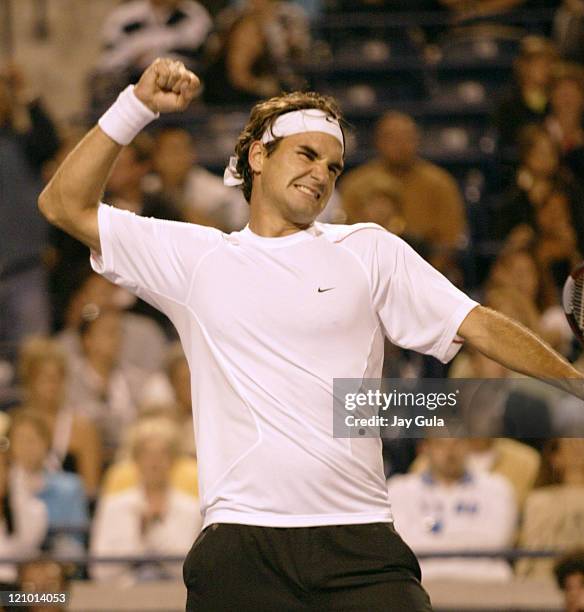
left=458, top=306, right=584, bottom=394
left=39, top=78, right=160, bottom=250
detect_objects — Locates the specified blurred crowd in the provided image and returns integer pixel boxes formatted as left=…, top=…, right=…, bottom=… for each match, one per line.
left=2, top=0, right=584, bottom=605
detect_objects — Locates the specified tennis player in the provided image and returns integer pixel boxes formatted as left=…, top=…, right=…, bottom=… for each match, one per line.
left=39, top=59, right=584, bottom=611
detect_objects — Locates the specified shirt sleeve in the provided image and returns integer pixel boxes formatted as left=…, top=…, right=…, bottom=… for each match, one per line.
left=372, top=230, right=478, bottom=363
left=340, top=226, right=478, bottom=363
left=90, top=203, right=222, bottom=318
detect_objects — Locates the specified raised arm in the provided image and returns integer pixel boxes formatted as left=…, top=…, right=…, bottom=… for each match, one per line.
left=38, top=59, right=199, bottom=253
left=458, top=305, right=584, bottom=395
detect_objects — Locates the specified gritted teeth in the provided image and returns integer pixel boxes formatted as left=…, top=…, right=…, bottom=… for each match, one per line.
left=295, top=184, right=320, bottom=199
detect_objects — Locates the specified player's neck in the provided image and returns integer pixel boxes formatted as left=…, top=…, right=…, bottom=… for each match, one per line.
left=248, top=202, right=311, bottom=238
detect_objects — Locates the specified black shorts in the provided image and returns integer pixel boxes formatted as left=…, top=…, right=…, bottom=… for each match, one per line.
left=183, top=522, right=433, bottom=611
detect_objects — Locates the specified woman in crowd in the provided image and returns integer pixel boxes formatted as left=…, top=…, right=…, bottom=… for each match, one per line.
left=0, top=439, right=46, bottom=587
left=59, top=271, right=169, bottom=374
left=546, top=62, right=584, bottom=185
left=496, top=126, right=583, bottom=285
left=493, top=36, right=557, bottom=156
left=203, top=0, right=310, bottom=104
left=517, top=439, right=584, bottom=577
left=16, top=337, right=102, bottom=499
left=8, top=410, right=89, bottom=555
left=484, top=247, right=569, bottom=349
left=533, top=189, right=580, bottom=280
left=90, top=416, right=201, bottom=583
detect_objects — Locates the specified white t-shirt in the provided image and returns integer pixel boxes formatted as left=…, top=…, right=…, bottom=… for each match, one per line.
left=387, top=471, right=517, bottom=582
left=91, top=204, right=478, bottom=528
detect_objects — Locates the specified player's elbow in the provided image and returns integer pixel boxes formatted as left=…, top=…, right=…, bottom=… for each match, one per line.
left=38, top=188, right=55, bottom=223
left=38, top=182, right=63, bottom=227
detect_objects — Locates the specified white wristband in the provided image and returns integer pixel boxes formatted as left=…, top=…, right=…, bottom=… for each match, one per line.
left=98, top=85, right=159, bottom=145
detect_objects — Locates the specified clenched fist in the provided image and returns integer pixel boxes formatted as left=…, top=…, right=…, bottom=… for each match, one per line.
left=134, top=58, right=200, bottom=114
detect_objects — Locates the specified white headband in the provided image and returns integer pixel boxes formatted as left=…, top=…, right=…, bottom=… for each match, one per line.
left=223, top=109, right=344, bottom=187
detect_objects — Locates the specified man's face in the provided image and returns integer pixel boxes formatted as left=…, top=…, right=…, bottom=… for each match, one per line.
left=425, top=438, right=468, bottom=483
left=375, top=115, right=419, bottom=168
left=153, top=129, right=196, bottom=183
left=564, top=572, right=584, bottom=612
left=253, top=131, right=343, bottom=226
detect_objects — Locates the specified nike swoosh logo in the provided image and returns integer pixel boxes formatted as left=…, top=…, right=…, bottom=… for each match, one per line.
left=318, top=287, right=335, bottom=293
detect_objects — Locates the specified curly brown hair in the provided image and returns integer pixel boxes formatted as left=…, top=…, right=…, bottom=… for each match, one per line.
left=233, top=91, right=345, bottom=202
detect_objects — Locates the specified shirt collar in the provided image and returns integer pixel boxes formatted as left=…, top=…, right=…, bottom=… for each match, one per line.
left=235, top=224, right=318, bottom=249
